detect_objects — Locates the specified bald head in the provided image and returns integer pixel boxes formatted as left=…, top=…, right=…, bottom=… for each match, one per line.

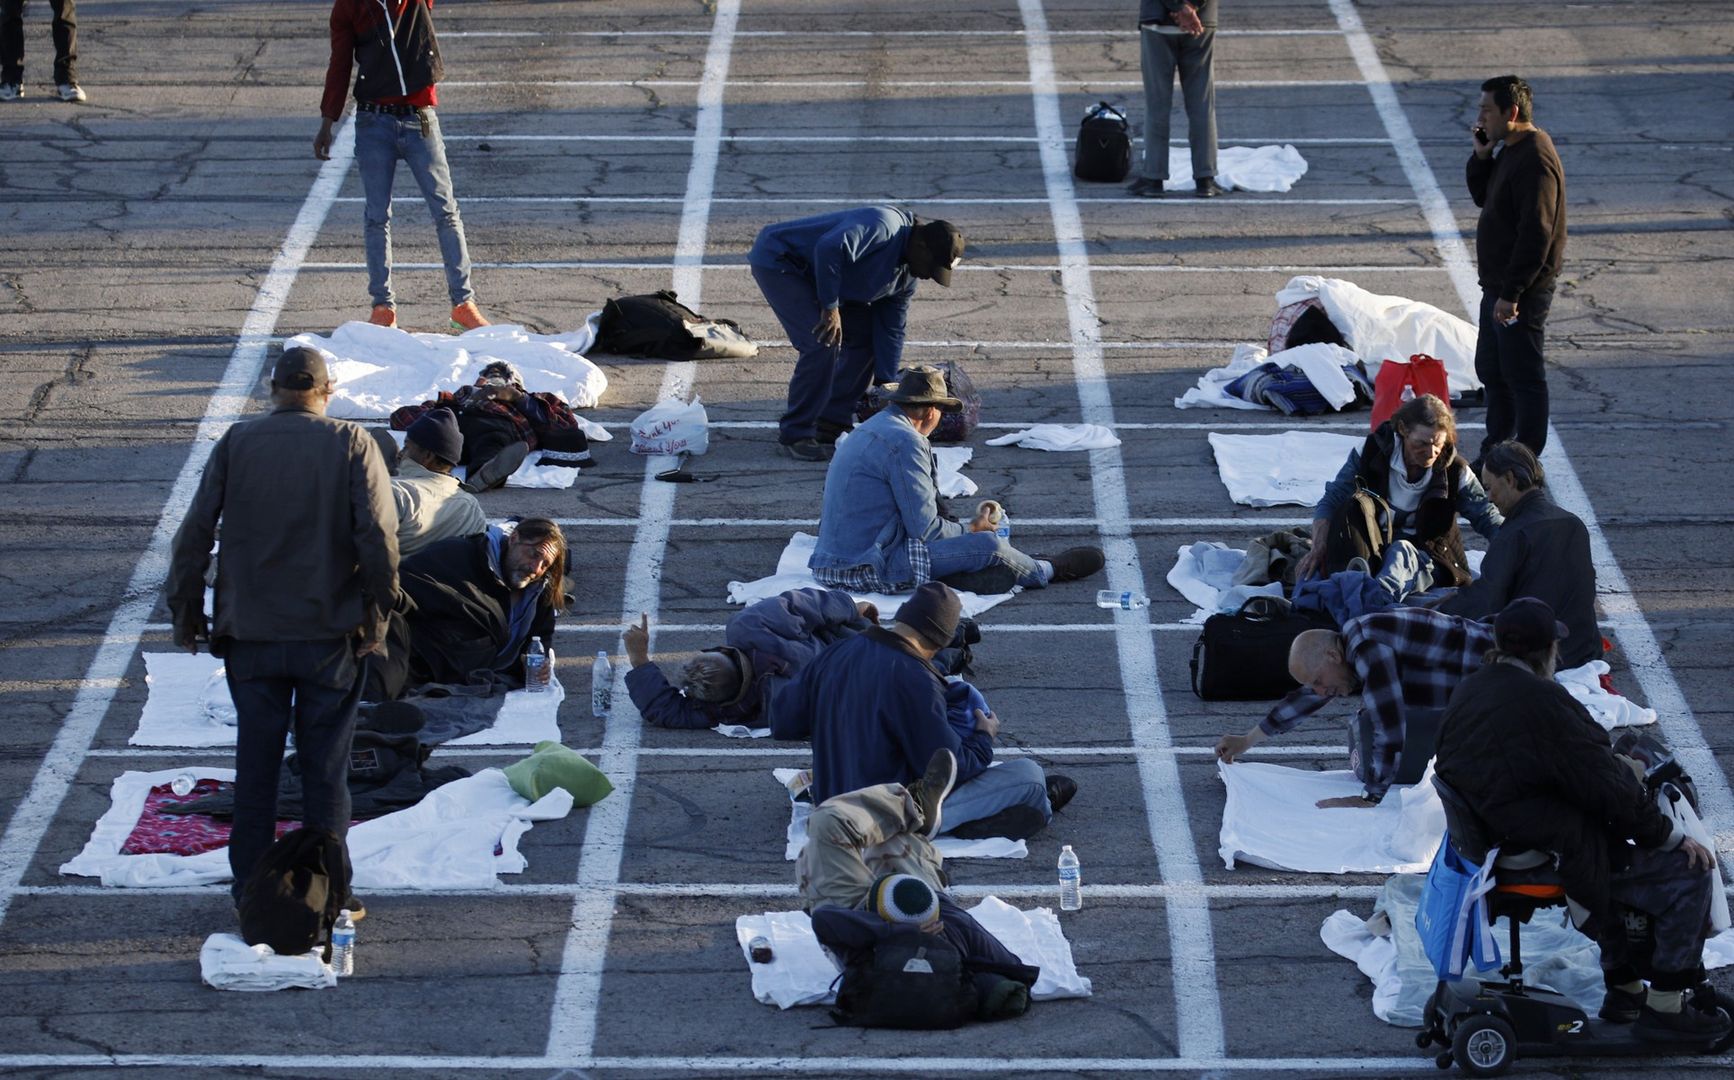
left=1289, top=630, right=1357, bottom=697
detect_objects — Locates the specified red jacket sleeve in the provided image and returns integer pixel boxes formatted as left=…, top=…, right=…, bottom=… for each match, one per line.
left=321, top=0, right=359, bottom=122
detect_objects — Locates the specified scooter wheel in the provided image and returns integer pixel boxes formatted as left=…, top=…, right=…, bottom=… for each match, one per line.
left=1451, top=1014, right=1515, bottom=1077
left=1416, top=1031, right=1435, bottom=1049
left=1710, top=1007, right=1734, bottom=1055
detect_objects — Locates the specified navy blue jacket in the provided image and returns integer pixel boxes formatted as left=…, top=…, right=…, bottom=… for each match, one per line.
left=627, top=588, right=869, bottom=730
left=771, top=627, right=993, bottom=805
left=811, top=896, right=1040, bottom=999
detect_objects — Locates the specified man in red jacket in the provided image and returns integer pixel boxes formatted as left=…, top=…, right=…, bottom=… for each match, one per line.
left=315, top=0, right=489, bottom=333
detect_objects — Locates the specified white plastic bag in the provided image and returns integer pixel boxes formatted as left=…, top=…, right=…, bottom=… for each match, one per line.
left=630, top=396, right=710, bottom=456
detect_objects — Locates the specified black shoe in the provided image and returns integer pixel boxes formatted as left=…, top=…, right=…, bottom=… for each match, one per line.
left=1195, top=176, right=1226, bottom=198
left=1127, top=177, right=1165, bottom=198
left=1045, top=546, right=1106, bottom=583
left=814, top=420, right=852, bottom=446
left=946, top=804, right=1048, bottom=841
left=461, top=439, right=530, bottom=492
left=1598, top=984, right=1645, bottom=1023
left=908, top=748, right=958, bottom=839
left=941, top=564, right=1021, bottom=596
left=779, top=438, right=830, bottom=462
left=1046, top=775, right=1078, bottom=814
left=1635, top=1002, right=1732, bottom=1043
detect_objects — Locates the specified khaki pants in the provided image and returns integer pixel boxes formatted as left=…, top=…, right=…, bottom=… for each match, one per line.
left=796, top=783, right=945, bottom=910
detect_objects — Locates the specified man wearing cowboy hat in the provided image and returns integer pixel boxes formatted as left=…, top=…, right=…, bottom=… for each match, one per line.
left=809, top=364, right=1104, bottom=595
left=748, top=206, right=965, bottom=461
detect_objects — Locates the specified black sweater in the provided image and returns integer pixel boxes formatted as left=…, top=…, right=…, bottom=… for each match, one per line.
left=1467, top=129, right=1566, bottom=301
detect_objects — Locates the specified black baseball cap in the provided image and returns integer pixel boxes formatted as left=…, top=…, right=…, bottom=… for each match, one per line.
left=1493, top=597, right=1569, bottom=653
left=907, top=220, right=965, bottom=287
left=272, top=346, right=330, bottom=391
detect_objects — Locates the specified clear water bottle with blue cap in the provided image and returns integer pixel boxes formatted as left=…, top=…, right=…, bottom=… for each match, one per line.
left=1096, top=589, right=1149, bottom=610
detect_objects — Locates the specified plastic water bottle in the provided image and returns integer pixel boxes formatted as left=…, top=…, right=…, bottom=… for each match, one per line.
left=1096, top=589, right=1149, bottom=610
left=996, top=513, right=1012, bottom=541
left=524, top=637, right=548, bottom=693
left=169, top=772, right=197, bottom=797
left=331, top=909, right=356, bottom=976
left=1057, top=845, right=1082, bottom=911
left=591, top=651, right=613, bottom=717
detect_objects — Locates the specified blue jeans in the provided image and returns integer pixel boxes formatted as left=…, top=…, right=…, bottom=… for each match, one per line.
left=1375, top=539, right=1436, bottom=600
left=751, top=265, right=878, bottom=443
left=225, top=639, right=365, bottom=903
left=355, top=108, right=475, bottom=309
left=941, top=757, right=1051, bottom=835
left=927, top=530, right=1049, bottom=589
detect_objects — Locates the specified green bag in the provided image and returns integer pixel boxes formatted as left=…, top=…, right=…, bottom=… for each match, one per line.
left=503, top=741, right=614, bottom=806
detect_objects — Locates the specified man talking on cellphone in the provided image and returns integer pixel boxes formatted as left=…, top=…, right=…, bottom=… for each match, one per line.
left=1467, top=75, right=1566, bottom=463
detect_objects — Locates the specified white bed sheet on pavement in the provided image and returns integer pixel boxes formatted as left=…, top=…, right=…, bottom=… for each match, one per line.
left=1165, top=144, right=1309, bottom=193
left=200, top=933, right=337, bottom=992
left=61, top=767, right=572, bottom=889
left=735, top=896, right=1092, bottom=1009
left=1218, top=761, right=1444, bottom=874
left=1208, top=429, right=1364, bottom=507
left=727, top=533, right=1019, bottom=618
left=287, top=319, right=607, bottom=419
left=774, top=768, right=1026, bottom=861
left=1165, top=541, right=1284, bottom=623
left=1275, top=276, right=1480, bottom=394
left=983, top=424, right=1121, bottom=452
left=129, top=653, right=564, bottom=747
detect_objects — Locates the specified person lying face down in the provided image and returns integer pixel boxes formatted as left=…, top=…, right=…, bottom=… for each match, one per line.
left=1214, top=606, right=1495, bottom=808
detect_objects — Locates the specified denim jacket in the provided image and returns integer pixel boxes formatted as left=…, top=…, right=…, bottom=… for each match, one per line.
left=809, top=408, right=962, bottom=586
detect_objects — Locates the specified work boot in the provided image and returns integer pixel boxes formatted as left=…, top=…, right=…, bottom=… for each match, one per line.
left=368, top=304, right=397, bottom=328
left=1126, top=177, right=1164, bottom=198
left=1046, top=775, right=1079, bottom=814
left=450, top=300, right=491, bottom=331
left=940, top=564, right=1020, bottom=596
left=1045, top=546, right=1106, bottom=583
left=907, top=748, right=958, bottom=839
left=461, top=440, right=530, bottom=493
left=1598, top=984, right=1645, bottom=1023
left=778, top=438, right=830, bottom=462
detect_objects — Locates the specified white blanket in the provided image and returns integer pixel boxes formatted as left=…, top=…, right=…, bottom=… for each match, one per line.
left=1164, top=144, right=1309, bottom=194
left=287, top=319, right=608, bottom=419
left=1175, top=344, right=1276, bottom=411
left=727, top=533, right=1019, bottom=618
left=200, top=933, right=336, bottom=992
left=1321, top=874, right=1734, bottom=1027
left=1175, top=343, right=1363, bottom=413
left=61, top=767, right=572, bottom=889
left=735, top=896, right=1092, bottom=1009
left=1218, top=761, right=1444, bottom=874
left=1556, top=660, right=1656, bottom=730
left=984, top=424, right=1121, bottom=452
left=129, top=654, right=564, bottom=747
left=1165, top=541, right=1283, bottom=623
left=775, top=769, right=1026, bottom=861
left=1275, top=276, right=1479, bottom=394
left=1208, top=430, right=1363, bottom=507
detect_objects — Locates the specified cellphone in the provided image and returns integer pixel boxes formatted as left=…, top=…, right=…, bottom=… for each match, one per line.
left=1473, top=126, right=1490, bottom=146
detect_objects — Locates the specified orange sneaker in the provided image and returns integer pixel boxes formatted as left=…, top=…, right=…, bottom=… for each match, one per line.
left=450, top=301, right=490, bottom=332
left=368, top=305, right=397, bottom=328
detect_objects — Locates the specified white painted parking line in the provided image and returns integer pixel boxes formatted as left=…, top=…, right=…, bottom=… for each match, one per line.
left=1329, top=0, right=1734, bottom=870
left=0, top=116, right=359, bottom=933
left=443, top=29, right=1348, bottom=38
left=339, top=194, right=1416, bottom=205
left=1020, top=0, right=1225, bottom=1059
left=299, top=260, right=1445, bottom=273
left=443, top=78, right=1369, bottom=89
left=439, top=134, right=1396, bottom=145
left=18, top=880, right=1382, bottom=900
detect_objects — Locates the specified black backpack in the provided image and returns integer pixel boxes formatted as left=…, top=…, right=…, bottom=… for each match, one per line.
left=237, top=828, right=345, bottom=960
left=831, top=928, right=978, bottom=1029
left=594, top=290, right=758, bottom=360
left=854, top=360, right=982, bottom=443
left=1074, top=102, right=1131, bottom=183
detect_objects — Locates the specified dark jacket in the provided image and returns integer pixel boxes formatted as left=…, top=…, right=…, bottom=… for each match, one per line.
left=770, top=627, right=993, bottom=805
left=627, top=588, right=870, bottom=730
left=1435, top=488, right=1599, bottom=667
left=392, top=382, right=582, bottom=457
left=168, top=405, right=399, bottom=653
left=322, top=0, right=444, bottom=121
left=1467, top=128, right=1566, bottom=301
left=1349, top=423, right=1484, bottom=587
left=811, top=895, right=1040, bottom=1005
left=1436, top=661, right=1680, bottom=921
left=397, top=530, right=556, bottom=687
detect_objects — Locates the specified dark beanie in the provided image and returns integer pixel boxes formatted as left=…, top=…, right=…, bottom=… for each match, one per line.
left=894, top=581, right=962, bottom=650
left=406, top=407, right=464, bottom=466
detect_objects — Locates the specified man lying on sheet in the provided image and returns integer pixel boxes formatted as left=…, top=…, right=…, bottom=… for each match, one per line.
left=391, top=359, right=596, bottom=492
left=1215, top=607, right=1490, bottom=809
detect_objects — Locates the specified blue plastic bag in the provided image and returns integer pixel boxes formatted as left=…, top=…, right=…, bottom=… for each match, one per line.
left=1415, top=834, right=1502, bottom=980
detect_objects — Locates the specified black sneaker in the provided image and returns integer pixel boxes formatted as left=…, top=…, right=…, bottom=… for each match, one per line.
left=778, top=438, right=830, bottom=462
left=1635, top=1002, right=1732, bottom=1043
left=1195, top=176, right=1226, bottom=198
left=1046, top=775, right=1078, bottom=814
left=1046, top=546, right=1105, bottom=583
left=1598, top=984, right=1645, bottom=1023
left=908, top=748, right=957, bottom=839
left=1127, top=177, right=1164, bottom=198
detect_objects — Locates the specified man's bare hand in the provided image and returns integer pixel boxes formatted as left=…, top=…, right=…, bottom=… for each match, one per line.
left=314, top=120, right=335, bottom=161
left=812, top=307, right=843, bottom=347
left=1471, top=126, right=1494, bottom=160
left=974, top=708, right=1001, bottom=739
left=1317, top=796, right=1376, bottom=810
left=855, top=600, right=879, bottom=625
left=1175, top=3, right=1205, bottom=35
left=969, top=501, right=999, bottom=533
left=1214, top=730, right=1262, bottom=763
left=355, top=633, right=388, bottom=659
left=1679, top=836, right=1717, bottom=872
left=179, top=634, right=200, bottom=656
left=1493, top=298, right=1519, bottom=326
left=624, top=613, right=651, bottom=667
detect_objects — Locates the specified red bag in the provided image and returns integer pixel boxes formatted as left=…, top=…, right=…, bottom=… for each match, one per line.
left=1369, top=353, right=1451, bottom=429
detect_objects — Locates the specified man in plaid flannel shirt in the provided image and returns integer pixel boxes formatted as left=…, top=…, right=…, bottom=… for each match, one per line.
left=1214, top=607, right=1494, bottom=807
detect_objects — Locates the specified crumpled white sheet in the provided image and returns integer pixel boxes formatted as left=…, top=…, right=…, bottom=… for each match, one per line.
left=714, top=724, right=771, bottom=739
left=1556, top=660, right=1656, bottom=730
left=984, top=424, right=1121, bottom=452
left=1321, top=874, right=1734, bottom=1027
left=1175, top=343, right=1363, bottom=412
left=288, top=319, right=608, bottom=419
left=200, top=933, right=336, bottom=992
left=1218, top=761, right=1444, bottom=874
left=1275, top=276, right=1480, bottom=394
left=1208, top=429, right=1364, bottom=507
left=129, top=654, right=565, bottom=747
left=1165, top=541, right=1283, bottom=624
left=933, top=445, right=977, bottom=497
left=726, top=533, right=1019, bottom=618
left=1164, top=143, right=1309, bottom=194
left=774, top=768, right=1027, bottom=861
left=61, top=767, right=573, bottom=889
left=735, top=895, right=1092, bottom=1009
left=1175, top=344, right=1272, bottom=411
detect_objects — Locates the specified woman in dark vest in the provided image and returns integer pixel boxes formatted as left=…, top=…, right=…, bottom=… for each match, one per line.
left=1295, top=394, right=1503, bottom=594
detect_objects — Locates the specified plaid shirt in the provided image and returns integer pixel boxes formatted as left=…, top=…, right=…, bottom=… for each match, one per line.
left=812, top=538, right=931, bottom=594
left=1262, top=607, right=1495, bottom=799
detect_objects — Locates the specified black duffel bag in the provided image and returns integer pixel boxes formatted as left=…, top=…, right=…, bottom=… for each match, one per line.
left=1190, top=596, right=1335, bottom=701
left=1074, top=101, right=1131, bottom=183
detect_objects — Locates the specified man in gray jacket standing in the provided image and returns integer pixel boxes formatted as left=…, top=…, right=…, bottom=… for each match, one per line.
left=168, top=346, right=400, bottom=913
left=1129, top=0, right=1222, bottom=198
